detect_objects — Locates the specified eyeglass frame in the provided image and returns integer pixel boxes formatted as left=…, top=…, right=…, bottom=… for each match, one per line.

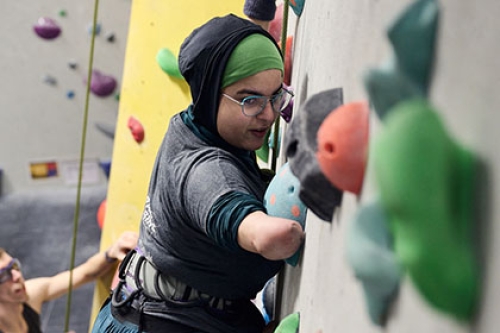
left=0, top=258, right=22, bottom=284
left=221, top=86, right=294, bottom=117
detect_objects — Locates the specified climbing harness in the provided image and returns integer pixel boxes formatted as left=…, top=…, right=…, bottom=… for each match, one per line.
left=110, top=250, right=246, bottom=331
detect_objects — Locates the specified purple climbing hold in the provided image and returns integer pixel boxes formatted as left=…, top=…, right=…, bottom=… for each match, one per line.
left=280, top=96, right=294, bottom=123
left=33, top=17, right=62, bottom=40
left=89, top=70, right=117, bottom=97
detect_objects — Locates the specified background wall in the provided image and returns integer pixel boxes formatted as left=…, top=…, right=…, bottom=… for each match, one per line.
left=0, top=1, right=130, bottom=332
left=0, top=187, right=105, bottom=332
left=0, top=0, right=131, bottom=195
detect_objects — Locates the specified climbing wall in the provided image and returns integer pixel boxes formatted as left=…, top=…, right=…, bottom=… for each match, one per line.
left=89, top=0, right=245, bottom=327
left=0, top=1, right=131, bottom=195
left=277, top=0, right=500, bottom=332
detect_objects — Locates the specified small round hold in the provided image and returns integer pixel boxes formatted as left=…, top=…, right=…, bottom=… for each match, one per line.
left=68, top=60, right=78, bottom=70
left=106, top=32, right=115, bottom=43
left=87, top=22, right=101, bottom=36
left=66, top=90, right=75, bottom=99
left=43, top=75, right=57, bottom=86
left=33, top=17, right=61, bottom=40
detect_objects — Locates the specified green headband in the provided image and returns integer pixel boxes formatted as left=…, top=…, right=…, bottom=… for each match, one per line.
left=222, top=33, right=284, bottom=88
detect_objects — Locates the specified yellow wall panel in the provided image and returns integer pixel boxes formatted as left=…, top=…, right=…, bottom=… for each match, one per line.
left=89, top=0, right=244, bottom=328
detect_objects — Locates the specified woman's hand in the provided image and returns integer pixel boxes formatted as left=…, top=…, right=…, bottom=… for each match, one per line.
left=106, top=231, right=138, bottom=261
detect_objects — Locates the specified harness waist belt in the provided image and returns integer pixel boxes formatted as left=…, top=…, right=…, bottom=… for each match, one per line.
left=121, top=250, right=235, bottom=310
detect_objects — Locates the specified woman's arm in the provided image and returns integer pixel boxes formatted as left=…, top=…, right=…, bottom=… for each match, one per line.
left=26, top=231, right=138, bottom=312
left=238, top=211, right=305, bottom=260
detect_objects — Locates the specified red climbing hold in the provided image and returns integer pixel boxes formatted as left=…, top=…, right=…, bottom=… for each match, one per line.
left=128, top=116, right=145, bottom=143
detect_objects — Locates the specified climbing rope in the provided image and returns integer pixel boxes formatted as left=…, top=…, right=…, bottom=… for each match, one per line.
left=271, top=0, right=291, bottom=322
left=63, top=0, right=101, bottom=330
left=270, top=0, right=290, bottom=172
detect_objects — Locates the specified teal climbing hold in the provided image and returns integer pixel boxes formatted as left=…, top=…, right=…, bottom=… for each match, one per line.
left=87, top=22, right=101, bottom=36
left=373, top=99, right=479, bottom=320
left=346, top=201, right=401, bottom=326
left=156, top=48, right=183, bottom=79
left=289, top=0, right=305, bottom=17
left=264, top=163, right=307, bottom=266
left=388, top=0, right=440, bottom=94
left=363, top=60, right=423, bottom=120
left=364, top=0, right=439, bottom=119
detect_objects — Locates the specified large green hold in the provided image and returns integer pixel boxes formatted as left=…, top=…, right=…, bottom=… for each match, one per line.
left=373, top=99, right=479, bottom=320
left=274, top=312, right=299, bottom=333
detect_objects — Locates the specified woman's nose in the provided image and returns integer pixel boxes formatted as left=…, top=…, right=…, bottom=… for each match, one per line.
left=11, top=269, right=23, bottom=282
left=257, top=100, right=278, bottom=122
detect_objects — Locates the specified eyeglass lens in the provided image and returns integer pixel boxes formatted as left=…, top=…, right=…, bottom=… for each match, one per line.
left=243, top=90, right=290, bottom=116
left=0, top=259, right=21, bottom=284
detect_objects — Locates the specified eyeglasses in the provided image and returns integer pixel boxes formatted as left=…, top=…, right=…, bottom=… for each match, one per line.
left=0, top=258, right=21, bottom=284
left=222, top=87, right=294, bottom=117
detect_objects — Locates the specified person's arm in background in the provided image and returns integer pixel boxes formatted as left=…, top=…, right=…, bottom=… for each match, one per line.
left=244, top=0, right=276, bottom=31
left=238, top=211, right=305, bottom=260
left=25, top=231, right=138, bottom=313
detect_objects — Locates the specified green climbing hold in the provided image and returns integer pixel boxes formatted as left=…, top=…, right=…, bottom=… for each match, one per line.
left=373, top=99, right=479, bottom=320
left=156, top=48, right=183, bottom=79
left=256, top=131, right=270, bottom=163
left=274, top=312, right=299, bottom=333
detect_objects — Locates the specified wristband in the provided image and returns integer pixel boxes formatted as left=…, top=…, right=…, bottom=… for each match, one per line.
left=104, top=250, right=117, bottom=263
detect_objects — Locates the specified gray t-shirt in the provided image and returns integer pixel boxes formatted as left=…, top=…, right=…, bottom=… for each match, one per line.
left=139, top=113, right=282, bottom=300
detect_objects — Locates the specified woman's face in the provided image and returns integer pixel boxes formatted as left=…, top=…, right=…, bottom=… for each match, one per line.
left=0, top=253, right=27, bottom=304
left=217, top=69, right=282, bottom=151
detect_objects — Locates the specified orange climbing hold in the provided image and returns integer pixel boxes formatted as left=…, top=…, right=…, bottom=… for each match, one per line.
left=316, top=102, right=369, bottom=195
left=97, top=199, right=106, bottom=229
left=278, top=36, right=294, bottom=86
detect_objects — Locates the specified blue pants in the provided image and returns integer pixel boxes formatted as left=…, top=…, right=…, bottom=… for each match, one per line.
left=91, top=291, right=265, bottom=333
left=92, top=300, right=142, bottom=333
left=91, top=298, right=208, bottom=333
